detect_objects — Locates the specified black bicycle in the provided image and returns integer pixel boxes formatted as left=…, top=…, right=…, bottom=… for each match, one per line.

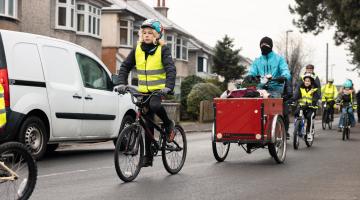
left=114, top=86, right=187, bottom=182
left=0, top=142, right=37, bottom=200
left=322, top=98, right=333, bottom=130
left=339, top=103, right=353, bottom=141
left=291, top=104, right=315, bottom=149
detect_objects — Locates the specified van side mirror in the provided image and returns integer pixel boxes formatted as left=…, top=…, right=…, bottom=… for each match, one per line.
left=111, top=74, right=121, bottom=85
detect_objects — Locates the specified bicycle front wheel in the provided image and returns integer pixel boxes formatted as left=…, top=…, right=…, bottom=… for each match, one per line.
left=0, top=142, right=37, bottom=200
left=322, top=110, right=327, bottom=130
left=162, top=125, right=187, bottom=175
left=114, top=124, right=144, bottom=182
left=293, top=120, right=301, bottom=150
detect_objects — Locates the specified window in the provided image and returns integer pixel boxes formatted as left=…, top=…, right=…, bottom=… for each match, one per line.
left=56, top=0, right=75, bottom=30
left=56, top=1, right=101, bottom=37
left=166, top=35, right=174, bottom=57
left=76, top=53, right=111, bottom=90
left=120, top=20, right=133, bottom=46
left=197, top=57, right=208, bottom=73
left=0, top=0, right=17, bottom=18
left=175, top=37, right=188, bottom=61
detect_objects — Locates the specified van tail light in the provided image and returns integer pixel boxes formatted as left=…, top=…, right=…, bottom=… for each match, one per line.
left=0, top=68, right=9, bottom=107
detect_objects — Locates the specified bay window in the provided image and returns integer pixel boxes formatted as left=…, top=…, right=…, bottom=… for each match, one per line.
left=120, top=20, right=133, bottom=46
left=56, top=0, right=75, bottom=30
left=175, top=37, right=188, bottom=61
left=0, top=0, right=17, bottom=18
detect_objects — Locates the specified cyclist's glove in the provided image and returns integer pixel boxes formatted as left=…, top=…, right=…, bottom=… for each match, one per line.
left=159, top=87, right=172, bottom=95
left=114, top=84, right=127, bottom=94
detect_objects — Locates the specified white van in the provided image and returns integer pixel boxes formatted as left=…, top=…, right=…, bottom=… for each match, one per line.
left=0, top=30, right=136, bottom=159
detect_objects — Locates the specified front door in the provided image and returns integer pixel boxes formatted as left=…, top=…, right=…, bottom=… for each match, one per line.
left=75, top=53, right=118, bottom=138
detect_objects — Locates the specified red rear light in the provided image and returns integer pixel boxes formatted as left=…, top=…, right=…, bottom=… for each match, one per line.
left=0, top=68, right=9, bottom=107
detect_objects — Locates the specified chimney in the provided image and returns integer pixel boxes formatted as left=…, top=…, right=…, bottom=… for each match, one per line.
left=154, top=0, right=169, bottom=18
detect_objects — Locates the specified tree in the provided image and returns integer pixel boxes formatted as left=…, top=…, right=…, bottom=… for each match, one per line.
left=213, top=35, right=247, bottom=90
left=275, top=33, right=312, bottom=87
left=289, top=0, right=360, bottom=70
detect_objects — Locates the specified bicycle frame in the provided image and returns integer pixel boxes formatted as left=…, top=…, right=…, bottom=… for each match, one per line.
left=0, top=161, right=19, bottom=181
left=124, top=89, right=182, bottom=154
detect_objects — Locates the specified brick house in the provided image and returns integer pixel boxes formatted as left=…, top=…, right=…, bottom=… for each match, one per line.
left=101, top=0, right=216, bottom=97
left=0, top=0, right=111, bottom=57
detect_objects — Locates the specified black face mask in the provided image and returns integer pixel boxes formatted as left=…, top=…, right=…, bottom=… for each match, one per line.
left=261, top=46, right=272, bottom=55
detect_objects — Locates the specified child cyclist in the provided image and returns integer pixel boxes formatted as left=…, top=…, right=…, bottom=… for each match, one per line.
left=336, top=80, right=357, bottom=131
left=116, top=19, right=176, bottom=167
left=292, top=73, right=320, bottom=140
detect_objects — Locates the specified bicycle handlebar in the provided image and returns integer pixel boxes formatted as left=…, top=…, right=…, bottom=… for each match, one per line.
left=116, top=85, right=163, bottom=105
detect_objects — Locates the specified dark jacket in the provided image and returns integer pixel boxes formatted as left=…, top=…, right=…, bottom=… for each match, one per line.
left=118, top=44, right=176, bottom=90
left=356, top=90, right=360, bottom=104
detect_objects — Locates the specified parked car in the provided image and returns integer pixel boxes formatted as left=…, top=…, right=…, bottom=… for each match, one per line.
left=0, top=30, right=136, bottom=159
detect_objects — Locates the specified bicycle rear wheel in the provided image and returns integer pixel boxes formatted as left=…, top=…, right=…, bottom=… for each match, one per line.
left=114, top=124, right=144, bottom=182
left=162, top=125, right=187, bottom=175
left=0, top=142, right=37, bottom=200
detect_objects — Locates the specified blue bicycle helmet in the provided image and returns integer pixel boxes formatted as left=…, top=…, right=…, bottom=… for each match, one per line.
left=343, top=79, right=353, bottom=89
left=141, top=19, right=164, bottom=38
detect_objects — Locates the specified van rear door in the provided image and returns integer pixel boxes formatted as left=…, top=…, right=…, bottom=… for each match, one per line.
left=38, top=39, right=83, bottom=139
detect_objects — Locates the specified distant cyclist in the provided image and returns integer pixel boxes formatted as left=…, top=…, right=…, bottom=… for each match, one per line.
left=292, top=73, right=320, bottom=140
left=321, top=78, right=338, bottom=121
left=336, top=80, right=356, bottom=131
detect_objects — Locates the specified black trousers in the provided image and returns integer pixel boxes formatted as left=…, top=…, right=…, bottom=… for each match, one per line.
left=143, top=95, right=171, bottom=158
left=295, top=107, right=316, bottom=133
left=323, top=100, right=335, bottom=119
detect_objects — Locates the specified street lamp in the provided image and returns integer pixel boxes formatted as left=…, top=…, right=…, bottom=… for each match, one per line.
left=285, top=30, right=293, bottom=64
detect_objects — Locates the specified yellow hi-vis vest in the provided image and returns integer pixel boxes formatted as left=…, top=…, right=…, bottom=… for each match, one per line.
left=0, top=84, right=6, bottom=128
left=135, top=44, right=166, bottom=93
left=321, top=83, right=337, bottom=101
left=299, top=88, right=318, bottom=106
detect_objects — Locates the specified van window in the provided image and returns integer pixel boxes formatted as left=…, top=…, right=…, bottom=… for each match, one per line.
left=42, top=46, right=78, bottom=85
left=75, top=53, right=111, bottom=90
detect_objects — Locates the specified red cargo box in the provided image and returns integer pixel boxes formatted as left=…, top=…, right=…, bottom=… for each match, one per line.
left=214, top=98, right=283, bottom=142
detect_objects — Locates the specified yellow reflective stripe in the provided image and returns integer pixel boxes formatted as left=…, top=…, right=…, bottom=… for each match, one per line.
left=138, top=73, right=166, bottom=81
left=138, top=79, right=166, bottom=86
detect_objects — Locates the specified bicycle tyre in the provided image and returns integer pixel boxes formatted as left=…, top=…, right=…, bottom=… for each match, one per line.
left=268, top=117, right=287, bottom=164
left=293, top=120, right=301, bottom=150
left=0, top=142, right=37, bottom=200
left=322, top=110, right=327, bottom=130
left=162, top=125, right=187, bottom=175
left=212, top=140, right=230, bottom=162
left=114, top=124, right=144, bottom=182
left=342, top=114, right=348, bottom=141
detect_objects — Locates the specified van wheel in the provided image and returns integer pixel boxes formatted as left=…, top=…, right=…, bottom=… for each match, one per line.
left=19, top=116, right=48, bottom=160
left=113, top=115, right=135, bottom=146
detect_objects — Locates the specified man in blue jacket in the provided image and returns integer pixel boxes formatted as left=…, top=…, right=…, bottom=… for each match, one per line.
left=248, top=36, right=292, bottom=139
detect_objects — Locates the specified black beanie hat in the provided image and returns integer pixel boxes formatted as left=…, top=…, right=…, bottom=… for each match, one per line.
left=260, top=37, right=273, bottom=49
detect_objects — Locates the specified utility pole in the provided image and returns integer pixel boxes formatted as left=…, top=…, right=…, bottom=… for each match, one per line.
left=285, top=30, right=293, bottom=64
left=326, top=43, right=328, bottom=83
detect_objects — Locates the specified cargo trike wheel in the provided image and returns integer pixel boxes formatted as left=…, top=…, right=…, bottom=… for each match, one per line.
left=268, top=116, right=287, bottom=164
left=212, top=141, right=230, bottom=162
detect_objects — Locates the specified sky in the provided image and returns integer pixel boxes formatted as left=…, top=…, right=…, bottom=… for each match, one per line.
left=142, top=0, right=359, bottom=88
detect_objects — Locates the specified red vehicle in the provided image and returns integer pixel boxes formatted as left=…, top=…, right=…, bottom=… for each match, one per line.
left=212, top=97, right=287, bottom=163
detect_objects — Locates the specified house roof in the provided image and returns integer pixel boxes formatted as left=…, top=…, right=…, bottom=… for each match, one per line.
left=103, top=0, right=214, bottom=54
